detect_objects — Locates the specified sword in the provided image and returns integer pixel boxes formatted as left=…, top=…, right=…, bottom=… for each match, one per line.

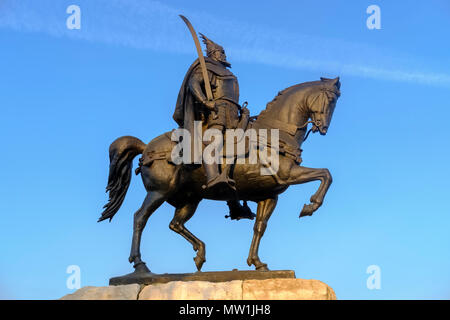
left=179, top=15, right=217, bottom=119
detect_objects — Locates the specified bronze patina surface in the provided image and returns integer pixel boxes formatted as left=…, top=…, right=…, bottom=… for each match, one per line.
left=99, top=16, right=341, bottom=282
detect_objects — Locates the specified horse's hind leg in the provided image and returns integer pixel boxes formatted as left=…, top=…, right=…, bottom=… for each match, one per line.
left=169, top=199, right=205, bottom=271
left=247, top=196, right=278, bottom=271
left=129, top=191, right=166, bottom=273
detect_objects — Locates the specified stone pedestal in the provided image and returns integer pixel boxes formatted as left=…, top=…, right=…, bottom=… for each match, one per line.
left=60, top=284, right=141, bottom=300
left=61, top=277, right=336, bottom=300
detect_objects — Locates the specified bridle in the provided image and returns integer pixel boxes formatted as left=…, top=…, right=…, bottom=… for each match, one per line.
left=300, top=88, right=335, bottom=142
left=298, top=119, right=321, bottom=142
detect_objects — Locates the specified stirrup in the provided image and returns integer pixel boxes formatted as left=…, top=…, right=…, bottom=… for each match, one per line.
left=202, top=174, right=229, bottom=189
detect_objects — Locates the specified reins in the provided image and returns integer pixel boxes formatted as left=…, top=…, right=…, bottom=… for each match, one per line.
left=299, top=119, right=321, bottom=142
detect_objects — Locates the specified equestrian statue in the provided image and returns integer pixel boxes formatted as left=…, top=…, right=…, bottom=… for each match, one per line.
left=99, top=16, right=341, bottom=274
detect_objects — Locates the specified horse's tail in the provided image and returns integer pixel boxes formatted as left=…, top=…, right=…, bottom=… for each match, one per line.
left=98, top=136, right=146, bottom=222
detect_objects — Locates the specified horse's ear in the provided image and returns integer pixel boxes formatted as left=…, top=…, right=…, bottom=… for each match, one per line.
left=332, top=77, right=340, bottom=89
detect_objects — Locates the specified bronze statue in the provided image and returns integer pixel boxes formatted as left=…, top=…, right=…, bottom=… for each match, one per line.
left=174, top=16, right=254, bottom=220
left=99, top=16, right=340, bottom=275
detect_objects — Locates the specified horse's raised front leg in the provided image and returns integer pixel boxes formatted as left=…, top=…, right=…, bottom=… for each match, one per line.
left=169, top=199, right=205, bottom=271
left=247, top=196, right=278, bottom=271
left=129, top=190, right=166, bottom=273
left=287, top=166, right=333, bottom=217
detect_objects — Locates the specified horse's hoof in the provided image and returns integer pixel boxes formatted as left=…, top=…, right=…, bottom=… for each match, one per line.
left=300, top=204, right=314, bottom=218
left=248, top=257, right=269, bottom=271
left=194, top=255, right=206, bottom=271
left=133, top=262, right=151, bottom=274
left=255, top=264, right=269, bottom=271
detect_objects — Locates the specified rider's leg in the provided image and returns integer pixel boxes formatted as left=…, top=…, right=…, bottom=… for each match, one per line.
left=202, top=124, right=234, bottom=189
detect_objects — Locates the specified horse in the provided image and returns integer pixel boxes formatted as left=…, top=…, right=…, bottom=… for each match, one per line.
left=99, top=77, right=341, bottom=273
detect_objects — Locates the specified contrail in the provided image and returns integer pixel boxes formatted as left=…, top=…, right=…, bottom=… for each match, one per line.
left=1, top=0, right=449, bottom=87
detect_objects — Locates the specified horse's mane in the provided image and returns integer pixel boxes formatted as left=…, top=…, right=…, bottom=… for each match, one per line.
left=263, top=78, right=340, bottom=113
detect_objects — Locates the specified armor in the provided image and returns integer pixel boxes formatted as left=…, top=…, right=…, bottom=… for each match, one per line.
left=213, top=75, right=239, bottom=105
left=187, top=61, right=240, bottom=130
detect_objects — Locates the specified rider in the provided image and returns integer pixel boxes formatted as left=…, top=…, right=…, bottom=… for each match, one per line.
left=173, top=33, right=255, bottom=220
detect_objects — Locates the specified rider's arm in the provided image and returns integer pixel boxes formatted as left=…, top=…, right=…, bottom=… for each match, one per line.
left=188, top=69, right=208, bottom=105
left=188, top=69, right=215, bottom=111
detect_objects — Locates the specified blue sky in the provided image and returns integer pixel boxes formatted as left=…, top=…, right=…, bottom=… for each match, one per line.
left=0, top=0, right=449, bottom=299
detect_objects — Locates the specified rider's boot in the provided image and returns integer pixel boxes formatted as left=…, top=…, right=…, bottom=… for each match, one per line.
left=226, top=200, right=256, bottom=220
left=203, top=162, right=235, bottom=193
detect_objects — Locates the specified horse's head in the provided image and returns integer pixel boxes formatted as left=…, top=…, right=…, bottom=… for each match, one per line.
left=309, top=77, right=341, bottom=135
